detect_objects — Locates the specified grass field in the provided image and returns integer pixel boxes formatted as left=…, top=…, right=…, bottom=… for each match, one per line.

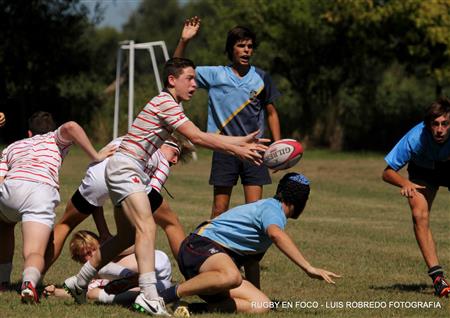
left=1, top=147, right=449, bottom=317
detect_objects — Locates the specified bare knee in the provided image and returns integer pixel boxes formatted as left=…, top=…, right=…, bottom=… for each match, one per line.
left=216, top=268, right=242, bottom=290
left=411, top=208, right=429, bottom=227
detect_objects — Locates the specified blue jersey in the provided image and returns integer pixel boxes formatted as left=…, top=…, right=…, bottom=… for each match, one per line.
left=195, top=65, right=281, bottom=137
left=385, top=122, right=450, bottom=171
left=196, top=198, right=287, bottom=254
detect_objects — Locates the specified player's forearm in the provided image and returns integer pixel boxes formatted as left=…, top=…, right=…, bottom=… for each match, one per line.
left=269, top=226, right=313, bottom=273
left=382, top=166, right=408, bottom=188
left=173, top=39, right=189, bottom=58
left=60, top=121, right=100, bottom=162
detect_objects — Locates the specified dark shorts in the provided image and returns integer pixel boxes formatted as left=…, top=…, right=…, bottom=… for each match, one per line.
left=209, top=151, right=271, bottom=186
left=177, top=233, right=259, bottom=303
left=72, top=188, right=163, bottom=215
left=408, top=161, right=450, bottom=191
left=71, top=189, right=97, bottom=215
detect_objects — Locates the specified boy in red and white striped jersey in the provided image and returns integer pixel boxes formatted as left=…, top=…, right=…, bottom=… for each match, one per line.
left=64, top=58, right=268, bottom=315
left=0, top=111, right=114, bottom=303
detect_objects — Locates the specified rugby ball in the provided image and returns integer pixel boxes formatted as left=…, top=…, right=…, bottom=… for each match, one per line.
left=263, top=139, right=303, bottom=170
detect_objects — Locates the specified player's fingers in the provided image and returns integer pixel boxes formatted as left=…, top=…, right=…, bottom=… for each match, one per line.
left=257, top=138, right=271, bottom=144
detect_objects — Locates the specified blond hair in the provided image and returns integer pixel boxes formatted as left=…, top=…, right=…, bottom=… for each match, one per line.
left=69, top=230, right=99, bottom=264
left=168, top=133, right=196, bottom=163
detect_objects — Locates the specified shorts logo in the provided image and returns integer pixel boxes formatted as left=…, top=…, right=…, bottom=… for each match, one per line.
left=208, top=247, right=219, bottom=254
left=131, top=177, right=140, bottom=184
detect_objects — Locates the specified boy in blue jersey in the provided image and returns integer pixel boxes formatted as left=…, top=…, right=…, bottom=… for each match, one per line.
left=382, top=97, right=450, bottom=297
left=174, top=17, right=281, bottom=219
left=160, top=173, right=340, bottom=314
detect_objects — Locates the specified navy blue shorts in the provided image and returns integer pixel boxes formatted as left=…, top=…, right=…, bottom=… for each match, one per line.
left=209, top=151, right=271, bottom=186
left=177, top=233, right=265, bottom=303
left=408, top=161, right=450, bottom=190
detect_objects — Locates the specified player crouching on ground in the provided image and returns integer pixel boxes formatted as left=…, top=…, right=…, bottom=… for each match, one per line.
left=0, top=111, right=114, bottom=303
left=160, top=172, right=340, bottom=315
left=44, top=230, right=172, bottom=306
left=382, top=97, right=450, bottom=297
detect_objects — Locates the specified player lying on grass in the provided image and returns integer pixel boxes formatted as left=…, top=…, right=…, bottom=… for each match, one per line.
left=44, top=230, right=172, bottom=305
left=0, top=111, right=114, bottom=303
left=43, top=134, right=193, bottom=277
left=155, top=172, right=340, bottom=315
left=63, top=57, right=268, bottom=316
left=382, top=97, right=450, bottom=297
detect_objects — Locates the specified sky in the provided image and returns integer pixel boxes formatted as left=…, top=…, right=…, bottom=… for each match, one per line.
left=81, top=0, right=141, bottom=31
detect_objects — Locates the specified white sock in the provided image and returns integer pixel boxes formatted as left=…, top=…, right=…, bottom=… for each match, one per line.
left=0, top=263, right=12, bottom=284
left=98, top=289, right=139, bottom=305
left=22, top=267, right=41, bottom=288
left=139, top=272, right=158, bottom=300
left=77, top=261, right=97, bottom=289
left=98, top=262, right=134, bottom=279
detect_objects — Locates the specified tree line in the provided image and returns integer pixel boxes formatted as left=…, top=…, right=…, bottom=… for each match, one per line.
left=1, top=0, right=449, bottom=150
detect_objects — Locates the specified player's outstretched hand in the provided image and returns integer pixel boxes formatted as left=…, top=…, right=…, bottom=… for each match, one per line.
left=400, top=182, right=425, bottom=198
left=94, top=143, right=117, bottom=163
left=306, top=267, right=341, bottom=284
left=0, top=112, right=5, bottom=127
left=181, top=16, right=201, bottom=42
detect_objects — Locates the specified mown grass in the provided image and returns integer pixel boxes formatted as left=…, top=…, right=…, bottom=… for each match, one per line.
left=0, top=147, right=449, bottom=317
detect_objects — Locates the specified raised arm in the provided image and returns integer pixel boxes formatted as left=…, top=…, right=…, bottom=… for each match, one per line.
left=382, top=166, right=425, bottom=198
left=267, top=224, right=340, bottom=284
left=176, top=120, right=267, bottom=165
left=173, top=16, right=201, bottom=58
left=59, top=121, right=115, bottom=162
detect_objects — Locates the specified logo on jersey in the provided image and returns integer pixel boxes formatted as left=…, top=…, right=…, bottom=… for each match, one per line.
left=132, top=177, right=140, bottom=184
left=249, top=90, right=258, bottom=102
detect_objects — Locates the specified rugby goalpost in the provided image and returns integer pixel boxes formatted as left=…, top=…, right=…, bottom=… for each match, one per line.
left=112, top=40, right=169, bottom=139
left=112, top=40, right=197, bottom=160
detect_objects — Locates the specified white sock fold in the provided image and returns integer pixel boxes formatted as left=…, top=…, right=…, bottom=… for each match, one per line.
left=22, top=267, right=41, bottom=288
left=77, top=261, right=97, bottom=289
left=139, top=271, right=158, bottom=300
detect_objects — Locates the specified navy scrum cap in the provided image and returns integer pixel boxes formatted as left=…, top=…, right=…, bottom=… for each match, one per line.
left=276, top=172, right=310, bottom=219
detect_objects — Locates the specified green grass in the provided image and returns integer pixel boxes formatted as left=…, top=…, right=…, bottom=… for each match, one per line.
left=1, top=148, right=449, bottom=317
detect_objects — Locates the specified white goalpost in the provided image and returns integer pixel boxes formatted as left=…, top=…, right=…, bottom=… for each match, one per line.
left=112, top=40, right=169, bottom=139
left=112, top=40, right=197, bottom=160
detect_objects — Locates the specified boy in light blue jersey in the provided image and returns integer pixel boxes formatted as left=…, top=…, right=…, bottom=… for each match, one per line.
left=382, top=97, right=450, bottom=297
left=174, top=17, right=281, bottom=219
left=160, top=173, right=340, bottom=315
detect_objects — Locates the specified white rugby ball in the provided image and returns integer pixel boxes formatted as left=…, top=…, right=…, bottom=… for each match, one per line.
left=263, top=139, right=303, bottom=170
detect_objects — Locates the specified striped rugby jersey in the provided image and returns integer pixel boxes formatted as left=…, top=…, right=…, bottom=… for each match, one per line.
left=0, top=127, right=73, bottom=189
left=98, top=137, right=170, bottom=193
left=146, top=150, right=170, bottom=193
left=118, top=91, right=189, bottom=163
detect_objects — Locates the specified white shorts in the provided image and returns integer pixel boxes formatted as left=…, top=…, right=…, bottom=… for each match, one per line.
left=0, top=180, right=59, bottom=228
left=105, top=153, right=150, bottom=206
left=78, top=159, right=110, bottom=207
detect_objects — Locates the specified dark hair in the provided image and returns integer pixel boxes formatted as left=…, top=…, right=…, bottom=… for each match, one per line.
left=163, top=57, right=195, bottom=87
left=224, top=26, right=257, bottom=61
left=424, top=97, right=450, bottom=129
left=28, top=111, right=56, bottom=135
left=274, top=172, right=310, bottom=219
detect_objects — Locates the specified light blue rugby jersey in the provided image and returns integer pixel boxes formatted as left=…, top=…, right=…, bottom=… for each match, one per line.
left=196, top=198, right=287, bottom=254
left=385, top=122, right=450, bottom=171
left=195, top=65, right=281, bottom=137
